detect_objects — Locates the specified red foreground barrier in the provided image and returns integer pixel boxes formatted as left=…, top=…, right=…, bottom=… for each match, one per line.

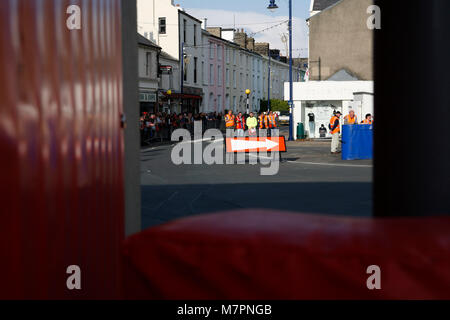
left=122, top=210, right=450, bottom=300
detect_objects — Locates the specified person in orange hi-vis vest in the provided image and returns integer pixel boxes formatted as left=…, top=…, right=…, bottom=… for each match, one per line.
left=329, top=111, right=342, bottom=154
left=224, top=110, right=235, bottom=130
left=344, top=110, right=358, bottom=125
left=235, top=112, right=245, bottom=137
left=361, top=113, right=373, bottom=124
left=267, top=111, right=277, bottom=136
left=258, top=112, right=268, bottom=133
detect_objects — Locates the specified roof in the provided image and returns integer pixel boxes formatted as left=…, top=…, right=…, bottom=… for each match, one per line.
left=327, top=69, right=359, bottom=81
left=206, top=31, right=241, bottom=48
left=178, top=10, right=203, bottom=24
left=312, top=0, right=341, bottom=11
left=307, top=0, right=344, bottom=21
left=160, top=51, right=178, bottom=62
left=138, top=34, right=160, bottom=49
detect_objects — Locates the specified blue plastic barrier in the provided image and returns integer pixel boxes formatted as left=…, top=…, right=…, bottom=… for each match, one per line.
left=341, top=124, right=373, bottom=160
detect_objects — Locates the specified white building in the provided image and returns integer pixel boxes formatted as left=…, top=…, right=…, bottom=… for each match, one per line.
left=262, top=56, right=298, bottom=104
left=138, top=0, right=303, bottom=114
left=138, top=0, right=204, bottom=113
left=285, top=80, right=374, bottom=139
left=138, top=34, right=161, bottom=114
left=158, top=51, right=181, bottom=114
left=200, top=28, right=263, bottom=114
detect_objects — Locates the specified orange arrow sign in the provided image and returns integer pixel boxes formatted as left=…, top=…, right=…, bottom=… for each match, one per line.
left=226, top=137, right=287, bottom=153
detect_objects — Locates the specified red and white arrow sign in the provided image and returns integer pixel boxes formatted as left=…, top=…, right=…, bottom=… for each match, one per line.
left=226, top=137, right=286, bottom=153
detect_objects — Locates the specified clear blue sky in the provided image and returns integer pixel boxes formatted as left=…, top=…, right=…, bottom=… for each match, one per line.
left=180, top=0, right=311, bottom=19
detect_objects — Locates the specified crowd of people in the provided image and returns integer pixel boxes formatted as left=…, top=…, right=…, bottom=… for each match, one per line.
left=140, top=112, right=222, bottom=144
left=140, top=110, right=280, bottom=145
left=140, top=108, right=373, bottom=155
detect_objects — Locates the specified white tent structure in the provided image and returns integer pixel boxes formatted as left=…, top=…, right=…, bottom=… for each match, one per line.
left=285, top=80, right=374, bottom=139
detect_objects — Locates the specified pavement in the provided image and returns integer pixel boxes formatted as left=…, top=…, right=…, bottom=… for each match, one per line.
left=141, top=126, right=373, bottom=228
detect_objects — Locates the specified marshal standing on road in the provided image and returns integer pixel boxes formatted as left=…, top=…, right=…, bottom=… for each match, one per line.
left=329, top=111, right=342, bottom=154
left=225, top=110, right=235, bottom=131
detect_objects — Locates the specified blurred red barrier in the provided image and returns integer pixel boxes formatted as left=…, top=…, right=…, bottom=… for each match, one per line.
left=0, top=0, right=124, bottom=299
left=123, top=210, right=450, bottom=300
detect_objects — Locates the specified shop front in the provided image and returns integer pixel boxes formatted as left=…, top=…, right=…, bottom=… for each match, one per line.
left=139, top=90, right=158, bottom=115
left=161, top=88, right=203, bottom=115
left=180, top=86, right=203, bottom=114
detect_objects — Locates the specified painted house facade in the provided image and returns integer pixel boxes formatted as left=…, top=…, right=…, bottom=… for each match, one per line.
left=138, top=0, right=204, bottom=113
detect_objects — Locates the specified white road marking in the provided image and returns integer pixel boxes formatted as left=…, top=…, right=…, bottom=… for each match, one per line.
left=287, top=160, right=372, bottom=168
left=141, top=138, right=223, bottom=152
left=152, top=191, right=179, bottom=211
left=178, top=137, right=224, bottom=145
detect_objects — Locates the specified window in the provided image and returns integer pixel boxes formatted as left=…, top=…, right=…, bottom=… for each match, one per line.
left=209, top=93, right=214, bottom=110
left=210, top=64, right=214, bottom=85
left=146, top=52, right=151, bottom=76
left=183, top=19, right=187, bottom=43
left=217, top=45, right=222, bottom=60
left=233, top=70, right=236, bottom=88
left=194, top=57, right=198, bottom=84
left=233, top=96, right=236, bottom=111
left=217, top=95, right=222, bottom=110
left=194, top=24, right=197, bottom=46
left=202, top=61, right=205, bottom=84
left=233, top=50, right=236, bottom=64
left=226, top=68, right=229, bottom=87
left=218, top=66, right=222, bottom=86
left=210, top=43, right=214, bottom=59
left=159, top=18, right=166, bottom=34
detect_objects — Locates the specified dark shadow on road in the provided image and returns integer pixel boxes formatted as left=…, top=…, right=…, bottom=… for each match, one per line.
left=142, top=182, right=372, bottom=229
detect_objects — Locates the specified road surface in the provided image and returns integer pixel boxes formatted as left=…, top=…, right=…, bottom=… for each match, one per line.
left=141, top=127, right=372, bottom=228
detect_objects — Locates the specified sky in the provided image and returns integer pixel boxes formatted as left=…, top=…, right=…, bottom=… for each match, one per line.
left=178, top=0, right=311, bottom=58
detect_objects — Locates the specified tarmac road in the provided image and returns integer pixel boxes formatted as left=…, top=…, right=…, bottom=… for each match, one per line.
left=141, top=126, right=373, bottom=228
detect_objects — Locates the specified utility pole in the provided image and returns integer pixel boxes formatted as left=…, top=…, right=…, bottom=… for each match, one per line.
left=246, top=89, right=251, bottom=114
left=268, top=48, right=271, bottom=112
left=267, top=0, right=294, bottom=141
left=181, top=42, right=184, bottom=97
left=288, top=0, right=294, bottom=141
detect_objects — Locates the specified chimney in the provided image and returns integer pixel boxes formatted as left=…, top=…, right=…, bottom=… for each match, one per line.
left=201, top=18, right=208, bottom=30
left=234, top=29, right=247, bottom=49
left=254, top=42, right=270, bottom=56
left=206, top=27, right=222, bottom=38
left=246, top=37, right=255, bottom=51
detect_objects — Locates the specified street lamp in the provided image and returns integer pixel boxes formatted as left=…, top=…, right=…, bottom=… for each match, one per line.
left=267, top=0, right=279, bottom=12
left=267, top=0, right=294, bottom=141
left=167, top=89, right=172, bottom=114
left=245, top=89, right=251, bottom=114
